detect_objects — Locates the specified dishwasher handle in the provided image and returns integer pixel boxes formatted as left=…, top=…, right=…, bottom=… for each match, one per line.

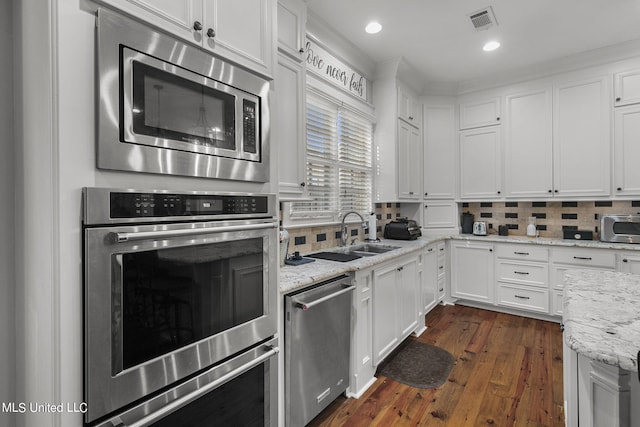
left=293, top=284, right=355, bottom=311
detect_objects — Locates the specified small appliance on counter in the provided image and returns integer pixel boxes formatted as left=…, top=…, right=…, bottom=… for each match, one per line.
left=384, top=218, right=422, bottom=240
left=461, top=212, right=474, bottom=234
left=601, top=214, right=640, bottom=243
left=472, top=221, right=487, bottom=236
left=563, top=229, right=593, bottom=241
left=498, top=225, right=509, bottom=236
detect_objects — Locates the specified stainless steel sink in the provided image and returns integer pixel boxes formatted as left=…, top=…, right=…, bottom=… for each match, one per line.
left=307, top=243, right=400, bottom=262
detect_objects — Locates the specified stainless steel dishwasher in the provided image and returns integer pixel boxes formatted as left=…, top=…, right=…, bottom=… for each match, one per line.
left=285, top=275, right=355, bottom=426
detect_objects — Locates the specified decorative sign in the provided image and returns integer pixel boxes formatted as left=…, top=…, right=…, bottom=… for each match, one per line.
left=305, top=38, right=368, bottom=101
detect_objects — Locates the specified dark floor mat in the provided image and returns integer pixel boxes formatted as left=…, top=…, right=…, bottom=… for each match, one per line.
left=377, top=340, right=455, bottom=389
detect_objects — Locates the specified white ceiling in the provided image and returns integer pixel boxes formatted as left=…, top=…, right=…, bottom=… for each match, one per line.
left=305, top=0, right=640, bottom=88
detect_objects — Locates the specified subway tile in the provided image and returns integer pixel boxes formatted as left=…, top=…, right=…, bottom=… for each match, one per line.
left=532, top=213, right=546, bottom=219
left=532, top=202, right=547, bottom=208
left=595, top=201, right=613, bottom=207
left=480, top=202, right=493, bottom=208
left=294, top=236, right=306, bottom=245
left=537, top=225, right=547, bottom=231
left=507, top=224, right=519, bottom=229
left=505, top=202, right=519, bottom=208
left=562, top=213, right=578, bottom=220
left=505, top=213, right=518, bottom=219
left=350, top=229, right=359, bottom=236
left=316, top=233, right=326, bottom=242
left=480, top=212, right=493, bottom=218
left=462, top=203, right=469, bottom=208
left=633, top=201, right=640, bottom=207
left=562, top=202, right=578, bottom=208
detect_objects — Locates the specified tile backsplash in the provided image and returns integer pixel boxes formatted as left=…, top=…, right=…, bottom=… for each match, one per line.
left=462, top=200, right=640, bottom=239
left=283, top=203, right=402, bottom=255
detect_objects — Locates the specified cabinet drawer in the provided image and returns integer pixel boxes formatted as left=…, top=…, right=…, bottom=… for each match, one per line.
left=496, top=261, right=548, bottom=287
left=497, top=283, right=549, bottom=313
left=550, top=265, right=614, bottom=290
left=437, top=256, right=446, bottom=277
left=551, top=248, right=616, bottom=268
left=495, top=244, right=548, bottom=262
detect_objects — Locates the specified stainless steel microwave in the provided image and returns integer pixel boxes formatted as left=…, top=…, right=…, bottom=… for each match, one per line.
left=601, top=214, right=640, bottom=243
left=97, top=8, right=270, bottom=182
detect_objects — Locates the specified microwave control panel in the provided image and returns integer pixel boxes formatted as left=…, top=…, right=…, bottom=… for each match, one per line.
left=243, top=99, right=258, bottom=154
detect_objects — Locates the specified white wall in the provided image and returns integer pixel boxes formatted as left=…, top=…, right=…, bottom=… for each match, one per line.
left=1, top=1, right=15, bottom=426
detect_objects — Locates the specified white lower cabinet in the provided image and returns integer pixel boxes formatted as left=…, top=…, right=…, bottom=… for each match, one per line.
left=618, top=252, right=640, bottom=273
left=348, top=268, right=376, bottom=398
left=564, top=340, right=640, bottom=427
left=372, top=254, right=419, bottom=365
left=450, top=241, right=494, bottom=303
left=495, top=244, right=550, bottom=314
left=420, top=244, right=439, bottom=317
left=551, top=247, right=616, bottom=316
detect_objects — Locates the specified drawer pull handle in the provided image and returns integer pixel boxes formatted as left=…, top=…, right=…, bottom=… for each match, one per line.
left=514, top=251, right=530, bottom=255
left=514, top=271, right=529, bottom=275
left=514, top=295, right=530, bottom=300
left=573, top=256, right=592, bottom=261
left=439, top=266, right=444, bottom=270
left=439, top=288, right=444, bottom=292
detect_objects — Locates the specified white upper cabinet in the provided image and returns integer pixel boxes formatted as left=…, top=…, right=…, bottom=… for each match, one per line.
left=101, top=0, right=274, bottom=77
left=277, top=0, right=306, bottom=61
left=459, top=127, right=502, bottom=199
left=553, top=76, right=611, bottom=197
left=397, top=83, right=421, bottom=128
left=503, top=88, right=553, bottom=198
left=459, top=97, right=501, bottom=129
left=397, top=120, right=422, bottom=200
left=202, top=0, right=274, bottom=76
left=423, top=104, right=456, bottom=199
left=614, top=69, right=640, bottom=107
left=614, top=104, right=640, bottom=196
left=275, top=54, right=307, bottom=200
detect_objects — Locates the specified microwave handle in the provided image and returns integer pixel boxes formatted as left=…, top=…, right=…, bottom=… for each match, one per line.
left=112, top=221, right=277, bottom=243
left=128, top=344, right=279, bottom=427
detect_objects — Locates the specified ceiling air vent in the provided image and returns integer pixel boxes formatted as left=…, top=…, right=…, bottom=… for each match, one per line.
left=468, top=6, right=498, bottom=31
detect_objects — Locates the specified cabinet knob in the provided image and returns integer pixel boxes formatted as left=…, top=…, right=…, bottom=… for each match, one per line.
left=207, top=28, right=216, bottom=38
left=497, top=190, right=501, bottom=195
left=496, top=117, right=500, bottom=121
left=425, top=205, right=428, bottom=208
left=616, top=97, right=621, bottom=102
left=554, top=189, right=559, bottom=193
left=299, top=48, right=304, bottom=54
left=409, top=116, right=414, bottom=120
left=300, top=182, right=306, bottom=187
left=623, top=259, right=629, bottom=263
left=489, top=248, right=493, bottom=252
left=424, top=192, right=428, bottom=196
left=617, top=187, right=622, bottom=191
left=548, top=189, right=552, bottom=193
left=409, top=191, right=414, bottom=195
left=193, top=21, right=203, bottom=31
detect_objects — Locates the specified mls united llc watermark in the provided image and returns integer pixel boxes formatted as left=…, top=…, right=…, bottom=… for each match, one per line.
left=1, top=401, right=88, bottom=414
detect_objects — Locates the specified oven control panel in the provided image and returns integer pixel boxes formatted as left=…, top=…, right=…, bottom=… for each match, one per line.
left=108, top=192, right=270, bottom=219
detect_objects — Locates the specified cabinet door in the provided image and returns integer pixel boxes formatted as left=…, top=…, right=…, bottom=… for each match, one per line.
left=451, top=242, right=494, bottom=303
left=398, top=257, right=418, bottom=338
left=423, top=105, right=456, bottom=199
left=614, top=69, right=640, bottom=107
left=397, top=120, right=421, bottom=200
left=203, top=0, right=274, bottom=76
left=349, top=269, right=375, bottom=397
left=459, top=97, right=501, bottom=129
left=422, top=246, right=438, bottom=314
left=398, top=85, right=420, bottom=128
left=504, top=88, right=553, bottom=198
left=100, top=0, right=203, bottom=41
left=614, top=105, right=640, bottom=196
left=423, top=201, right=457, bottom=229
left=275, top=54, right=307, bottom=200
left=372, top=263, right=399, bottom=365
left=277, top=0, right=306, bottom=60
left=460, top=127, right=502, bottom=199
left=553, top=76, right=610, bottom=197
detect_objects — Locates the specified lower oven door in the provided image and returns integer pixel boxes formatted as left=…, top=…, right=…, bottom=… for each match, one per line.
left=96, top=337, right=279, bottom=427
left=84, top=218, right=278, bottom=423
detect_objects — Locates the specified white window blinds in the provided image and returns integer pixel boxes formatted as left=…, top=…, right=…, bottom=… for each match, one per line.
left=291, top=92, right=373, bottom=220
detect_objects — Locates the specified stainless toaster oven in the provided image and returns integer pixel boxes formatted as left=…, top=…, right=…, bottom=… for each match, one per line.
left=600, top=214, right=640, bottom=243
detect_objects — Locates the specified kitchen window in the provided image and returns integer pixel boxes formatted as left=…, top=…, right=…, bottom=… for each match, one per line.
left=288, top=88, right=373, bottom=223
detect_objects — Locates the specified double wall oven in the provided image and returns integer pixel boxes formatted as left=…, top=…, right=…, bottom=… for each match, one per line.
left=83, top=188, right=278, bottom=426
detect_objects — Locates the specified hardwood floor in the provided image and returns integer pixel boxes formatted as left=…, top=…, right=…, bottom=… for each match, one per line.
left=308, top=304, right=565, bottom=427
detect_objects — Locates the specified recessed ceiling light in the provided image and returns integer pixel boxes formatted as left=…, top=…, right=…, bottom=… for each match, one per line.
left=483, top=40, right=501, bottom=52
left=365, top=21, right=382, bottom=34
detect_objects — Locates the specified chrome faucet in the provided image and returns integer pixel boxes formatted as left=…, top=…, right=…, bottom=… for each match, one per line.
left=340, top=211, right=368, bottom=247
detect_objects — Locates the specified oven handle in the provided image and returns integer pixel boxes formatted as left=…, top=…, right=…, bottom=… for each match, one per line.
left=128, top=344, right=279, bottom=427
left=113, top=222, right=277, bottom=243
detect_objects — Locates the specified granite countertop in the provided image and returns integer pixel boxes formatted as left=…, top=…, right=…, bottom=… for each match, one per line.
left=279, top=238, right=436, bottom=294
left=563, top=269, right=640, bottom=372
left=280, top=234, right=640, bottom=294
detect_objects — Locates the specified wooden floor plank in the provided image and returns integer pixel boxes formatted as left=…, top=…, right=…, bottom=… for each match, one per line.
left=307, top=305, right=564, bottom=427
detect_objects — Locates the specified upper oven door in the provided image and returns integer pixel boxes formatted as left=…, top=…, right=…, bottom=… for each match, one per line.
left=122, top=48, right=261, bottom=162
left=84, top=218, right=278, bottom=423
